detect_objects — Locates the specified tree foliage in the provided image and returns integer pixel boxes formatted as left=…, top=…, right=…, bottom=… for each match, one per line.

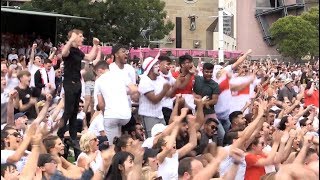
left=301, top=7, right=319, bottom=30
left=21, top=0, right=174, bottom=47
left=270, top=15, right=318, bottom=60
left=301, top=7, right=319, bottom=56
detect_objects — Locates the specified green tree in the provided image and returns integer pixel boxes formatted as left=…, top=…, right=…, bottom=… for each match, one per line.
left=301, top=7, right=319, bottom=56
left=21, top=0, right=174, bottom=47
left=269, top=15, right=318, bottom=60
left=301, top=7, right=319, bottom=29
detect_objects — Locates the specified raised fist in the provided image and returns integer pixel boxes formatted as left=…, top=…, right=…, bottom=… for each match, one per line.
left=93, top=37, right=100, bottom=46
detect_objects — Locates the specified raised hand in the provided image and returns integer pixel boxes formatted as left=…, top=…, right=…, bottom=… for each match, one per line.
left=303, top=134, right=314, bottom=147
left=25, top=122, right=38, bottom=138
left=46, top=93, right=53, bottom=102
left=189, top=65, right=197, bottom=74
left=175, top=94, right=185, bottom=106
left=163, top=83, right=171, bottom=91
left=69, top=32, right=78, bottom=42
left=131, top=140, right=145, bottom=163
left=230, top=148, right=244, bottom=164
left=180, top=107, right=189, bottom=118
left=31, top=133, right=42, bottom=146
left=246, top=49, right=253, bottom=55
left=9, top=89, right=18, bottom=99
left=93, top=37, right=100, bottom=46
left=32, top=43, right=37, bottom=50
left=29, top=97, right=38, bottom=105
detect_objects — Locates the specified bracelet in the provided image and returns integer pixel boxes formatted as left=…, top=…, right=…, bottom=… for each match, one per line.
left=32, top=144, right=40, bottom=147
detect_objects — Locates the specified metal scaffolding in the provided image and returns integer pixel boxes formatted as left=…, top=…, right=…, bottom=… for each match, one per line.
left=255, top=0, right=305, bottom=46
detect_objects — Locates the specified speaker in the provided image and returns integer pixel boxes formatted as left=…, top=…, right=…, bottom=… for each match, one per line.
left=176, top=17, right=182, bottom=48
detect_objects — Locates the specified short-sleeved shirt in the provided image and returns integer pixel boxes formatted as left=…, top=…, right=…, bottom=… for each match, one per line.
left=304, top=90, right=319, bottom=108
left=193, top=76, right=220, bottom=114
left=277, top=86, right=297, bottom=102
left=138, top=75, right=166, bottom=118
left=63, top=47, right=84, bottom=83
left=245, top=153, right=267, bottom=180
left=1, top=150, right=30, bottom=172
left=14, top=86, right=38, bottom=120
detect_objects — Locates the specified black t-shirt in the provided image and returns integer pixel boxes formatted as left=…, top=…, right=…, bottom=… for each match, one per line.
left=14, top=86, right=38, bottom=120
left=194, top=130, right=209, bottom=155
left=63, top=47, right=85, bottom=83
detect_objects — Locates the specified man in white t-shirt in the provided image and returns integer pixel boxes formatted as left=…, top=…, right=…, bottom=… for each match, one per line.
left=109, top=44, right=136, bottom=89
left=28, top=43, right=43, bottom=88
left=213, top=49, right=252, bottom=132
left=158, top=55, right=177, bottom=124
left=138, top=57, right=171, bottom=137
left=95, top=60, right=138, bottom=143
left=7, top=48, right=18, bottom=63
left=1, top=127, right=30, bottom=172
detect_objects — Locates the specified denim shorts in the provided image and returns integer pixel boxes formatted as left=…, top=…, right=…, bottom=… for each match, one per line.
left=84, top=81, right=95, bottom=96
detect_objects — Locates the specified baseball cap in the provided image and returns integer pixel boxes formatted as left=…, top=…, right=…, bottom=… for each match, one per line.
left=142, top=57, right=159, bottom=76
left=38, top=154, right=55, bottom=167
left=14, top=112, right=26, bottom=121
left=143, top=148, right=159, bottom=163
left=151, top=124, right=166, bottom=137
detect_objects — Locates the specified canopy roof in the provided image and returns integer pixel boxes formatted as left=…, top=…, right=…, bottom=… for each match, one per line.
left=1, top=7, right=92, bottom=19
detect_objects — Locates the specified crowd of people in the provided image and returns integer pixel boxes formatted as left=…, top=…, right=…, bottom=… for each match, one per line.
left=1, top=29, right=319, bottom=180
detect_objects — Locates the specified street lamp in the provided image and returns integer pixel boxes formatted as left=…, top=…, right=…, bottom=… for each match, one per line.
left=209, top=0, right=233, bottom=63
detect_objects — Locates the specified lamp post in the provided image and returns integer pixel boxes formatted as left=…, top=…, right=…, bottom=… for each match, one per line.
left=209, top=0, right=233, bottom=63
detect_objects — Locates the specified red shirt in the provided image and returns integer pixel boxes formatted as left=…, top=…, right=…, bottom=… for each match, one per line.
left=219, top=77, right=230, bottom=92
left=245, top=153, right=267, bottom=180
left=304, top=90, right=319, bottom=108
left=172, top=71, right=194, bottom=94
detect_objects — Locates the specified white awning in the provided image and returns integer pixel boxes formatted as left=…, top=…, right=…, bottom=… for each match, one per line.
left=1, top=7, right=92, bottom=19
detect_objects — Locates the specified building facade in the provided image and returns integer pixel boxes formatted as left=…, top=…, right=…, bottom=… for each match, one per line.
left=237, top=0, right=318, bottom=60
left=213, top=0, right=238, bottom=51
left=159, top=0, right=218, bottom=50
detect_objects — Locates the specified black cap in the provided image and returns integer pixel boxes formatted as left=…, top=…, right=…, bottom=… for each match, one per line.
left=14, top=112, right=26, bottom=121
left=38, top=154, right=55, bottom=167
left=143, top=148, right=159, bottom=163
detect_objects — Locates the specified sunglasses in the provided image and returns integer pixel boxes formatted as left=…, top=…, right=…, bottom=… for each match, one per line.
left=91, top=138, right=98, bottom=142
left=8, top=132, right=21, bottom=138
left=211, top=125, right=218, bottom=131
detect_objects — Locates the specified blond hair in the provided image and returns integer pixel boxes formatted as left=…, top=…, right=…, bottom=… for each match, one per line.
left=79, top=132, right=96, bottom=153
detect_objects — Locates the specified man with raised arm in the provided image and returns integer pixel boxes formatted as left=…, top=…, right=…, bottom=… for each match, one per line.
left=57, top=29, right=99, bottom=159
